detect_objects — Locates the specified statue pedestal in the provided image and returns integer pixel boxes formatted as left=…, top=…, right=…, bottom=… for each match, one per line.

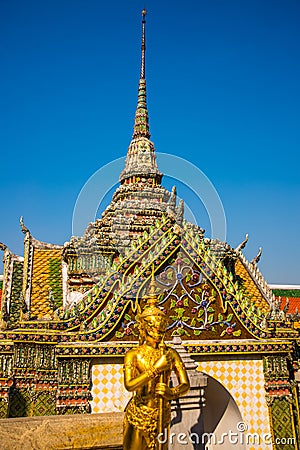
left=170, top=337, right=207, bottom=450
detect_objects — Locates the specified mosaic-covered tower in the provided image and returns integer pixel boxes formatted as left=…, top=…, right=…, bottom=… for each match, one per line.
left=0, top=10, right=299, bottom=449
left=62, top=10, right=180, bottom=297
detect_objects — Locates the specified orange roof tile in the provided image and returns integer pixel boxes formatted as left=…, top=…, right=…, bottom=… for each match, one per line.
left=278, top=297, right=300, bottom=315
left=235, top=259, right=270, bottom=313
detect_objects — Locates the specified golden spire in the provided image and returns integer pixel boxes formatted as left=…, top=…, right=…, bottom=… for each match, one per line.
left=140, top=9, right=146, bottom=79
left=132, top=9, right=150, bottom=139
left=119, top=10, right=162, bottom=184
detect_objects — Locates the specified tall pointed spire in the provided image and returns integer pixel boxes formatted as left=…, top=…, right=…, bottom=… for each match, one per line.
left=120, top=10, right=162, bottom=184
left=132, top=9, right=150, bottom=139
left=140, top=8, right=146, bottom=79
left=91, top=10, right=171, bottom=255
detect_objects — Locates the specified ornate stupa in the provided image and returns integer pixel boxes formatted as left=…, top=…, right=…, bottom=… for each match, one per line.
left=62, top=9, right=183, bottom=295
left=0, top=10, right=299, bottom=449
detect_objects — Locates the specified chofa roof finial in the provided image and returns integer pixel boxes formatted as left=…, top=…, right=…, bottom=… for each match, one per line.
left=20, top=216, right=30, bottom=235
left=235, top=233, right=248, bottom=252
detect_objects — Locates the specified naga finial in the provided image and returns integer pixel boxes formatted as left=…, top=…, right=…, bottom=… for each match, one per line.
left=235, top=233, right=248, bottom=252
left=251, top=247, right=262, bottom=265
left=20, top=216, right=30, bottom=235
left=0, top=242, right=7, bottom=252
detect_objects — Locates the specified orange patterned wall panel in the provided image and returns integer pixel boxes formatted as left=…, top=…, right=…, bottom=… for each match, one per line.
left=30, top=249, right=62, bottom=318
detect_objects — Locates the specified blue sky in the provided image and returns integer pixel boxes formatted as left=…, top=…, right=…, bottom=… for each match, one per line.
left=0, top=0, right=299, bottom=283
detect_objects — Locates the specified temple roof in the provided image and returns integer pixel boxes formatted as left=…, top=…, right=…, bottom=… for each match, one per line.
left=1, top=10, right=299, bottom=346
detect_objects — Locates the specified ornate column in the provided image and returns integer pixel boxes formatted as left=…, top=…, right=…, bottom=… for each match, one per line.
left=263, top=354, right=299, bottom=450
left=0, top=341, right=13, bottom=418
left=56, top=356, right=91, bottom=415
left=170, top=337, right=208, bottom=449
left=9, top=343, right=57, bottom=417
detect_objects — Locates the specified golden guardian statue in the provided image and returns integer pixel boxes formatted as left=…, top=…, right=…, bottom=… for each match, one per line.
left=123, top=276, right=190, bottom=450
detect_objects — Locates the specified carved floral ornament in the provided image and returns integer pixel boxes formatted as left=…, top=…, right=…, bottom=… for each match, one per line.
left=116, top=253, right=242, bottom=339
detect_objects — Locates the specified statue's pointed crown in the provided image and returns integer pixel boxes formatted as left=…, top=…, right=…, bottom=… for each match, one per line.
left=139, top=267, right=166, bottom=319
